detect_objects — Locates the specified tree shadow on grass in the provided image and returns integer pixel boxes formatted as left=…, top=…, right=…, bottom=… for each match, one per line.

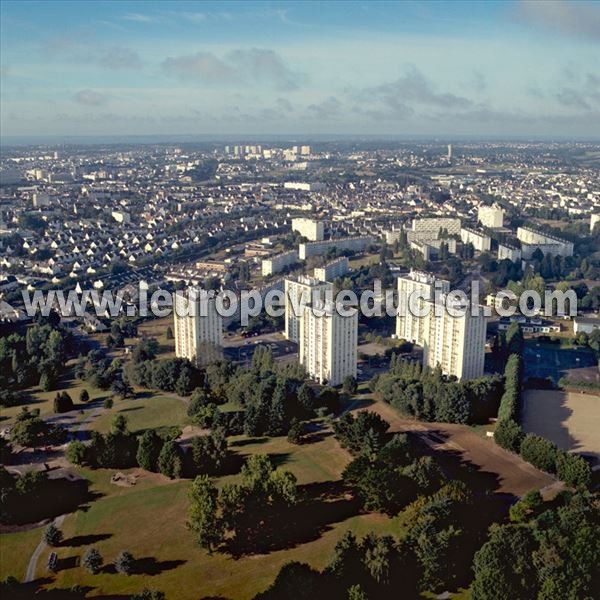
left=56, top=555, right=80, bottom=571
left=3, top=578, right=95, bottom=599
left=224, top=479, right=361, bottom=558
left=2, top=478, right=103, bottom=526
left=133, top=556, right=187, bottom=575
left=229, top=437, right=269, bottom=448
left=61, top=533, right=112, bottom=547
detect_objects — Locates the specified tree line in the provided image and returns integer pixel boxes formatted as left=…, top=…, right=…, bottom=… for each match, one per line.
left=372, top=356, right=503, bottom=425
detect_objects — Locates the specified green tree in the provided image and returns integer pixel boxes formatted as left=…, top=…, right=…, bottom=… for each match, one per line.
left=79, top=389, right=90, bottom=403
left=494, top=419, right=523, bottom=453
left=158, top=440, right=183, bottom=479
left=342, top=375, right=358, bottom=395
left=111, top=414, right=129, bottom=435
left=136, top=430, right=164, bottom=472
left=113, top=550, right=134, bottom=575
left=43, top=523, right=63, bottom=547
left=82, top=547, right=103, bottom=574
left=187, top=474, right=223, bottom=553
left=65, top=440, right=87, bottom=465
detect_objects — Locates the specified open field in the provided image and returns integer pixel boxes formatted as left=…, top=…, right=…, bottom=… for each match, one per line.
left=89, top=393, right=188, bottom=435
left=522, top=389, right=600, bottom=461
left=132, top=316, right=175, bottom=358
left=0, top=366, right=108, bottom=427
left=360, top=398, right=556, bottom=497
left=0, top=525, right=45, bottom=581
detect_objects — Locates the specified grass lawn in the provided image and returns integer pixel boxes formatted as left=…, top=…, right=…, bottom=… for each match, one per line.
left=0, top=525, right=45, bottom=581
left=225, top=431, right=351, bottom=485
left=349, top=253, right=380, bottom=270
left=28, top=428, right=410, bottom=600
left=0, top=366, right=108, bottom=427
left=37, top=464, right=404, bottom=600
left=89, top=393, right=188, bottom=435
left=132, top=317, right=175, bottom=359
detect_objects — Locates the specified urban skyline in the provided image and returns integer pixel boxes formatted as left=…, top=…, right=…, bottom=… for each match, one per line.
left=2, top=0, right=600, bottom=139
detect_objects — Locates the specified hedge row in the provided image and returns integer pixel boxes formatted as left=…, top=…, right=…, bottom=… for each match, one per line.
left=495, top=420, right=592, bottom=488
left=496, top=354, right=522, bottom=422
left=494, top=352, right=591, bottom=489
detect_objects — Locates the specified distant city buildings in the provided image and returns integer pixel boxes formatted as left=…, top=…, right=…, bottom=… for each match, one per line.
left=291, top=217, right=325, bottom=241
left=460, top=226, right=491, bottom=253
left=517, top=226, right=574, bottom=258
left=261, top=250, right=298, bottom=277
left=313, top=256, right=349, bottom=282
left=173, top=290, right=223, bottom=367
left=478, top=203, right=505, bottom=229
left=299, top=235, right=374, bottom=260
left=498, top=243, right=522, bottom=262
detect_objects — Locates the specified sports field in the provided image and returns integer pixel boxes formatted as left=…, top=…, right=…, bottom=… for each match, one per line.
left=522, top=389, right=600, bottom=461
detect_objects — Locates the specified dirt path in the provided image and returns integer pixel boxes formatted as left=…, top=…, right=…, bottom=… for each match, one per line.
left=355, top=399, right=557, bottom=497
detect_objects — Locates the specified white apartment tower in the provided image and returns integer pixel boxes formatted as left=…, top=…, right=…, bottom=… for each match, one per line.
left=299, top=302, right=358, bottom=386
left=396, top=270, right=450, bottom=344
left=423, top=295, right=487, bottom=381
left=478, top=203, right=504, bottom=229
left=284, top=276, right=332, bottom=342
left=396, top=271, right=486, bottom=380
left=173, top=289, right=223, bottom=367
left=291, top=218, right=325, bottom=241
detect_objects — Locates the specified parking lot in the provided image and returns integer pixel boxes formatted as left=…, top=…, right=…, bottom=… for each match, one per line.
left=223, top=331, right=298, bottom=366
left=523, top=342, right=597, bottom=383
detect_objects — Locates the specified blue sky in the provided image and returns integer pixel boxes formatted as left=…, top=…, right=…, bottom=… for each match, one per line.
left=1, top=0, right=599, bottom=138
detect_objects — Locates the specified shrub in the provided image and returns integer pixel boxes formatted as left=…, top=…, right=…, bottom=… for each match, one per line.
left=555, top=451, right=592, bottom=489
left=494, top=419, right=524, bottom=453
left=520, top=434, right=558, bottom=474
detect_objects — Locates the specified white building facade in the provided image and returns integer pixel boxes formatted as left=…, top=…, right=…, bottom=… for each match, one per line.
left=299, top=302, right=358, bottom=386
left=292, top=218, right=325, bottom=241
left=173, top=290, right=223, bottom=367
left=284, top=276, right=333, bottom=342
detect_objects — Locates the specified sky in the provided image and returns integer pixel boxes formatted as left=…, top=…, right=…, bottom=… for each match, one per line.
left=1, top=0, right=599, bottom=140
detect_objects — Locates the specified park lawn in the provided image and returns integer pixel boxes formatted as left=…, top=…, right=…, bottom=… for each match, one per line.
left=131, top=317, right=175, bottom=358
left=0, top=525, right=45, bottom=581
left=225, top=431, right=352, bottom=485
left=0, top=366, right=108, bottom=427
left=88, top=393, right=188, bottom=435
left=39, top=463, right=406, bottom=600
left=348, top=253, right=380, bottom=270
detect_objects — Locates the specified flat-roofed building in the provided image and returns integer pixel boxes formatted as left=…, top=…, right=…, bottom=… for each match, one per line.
left=478, top=203, right=504, bottom=229
left=261, top=250, right=298, bottom=277
left=173, top=289, right=223, bottom=367
left=313, top=256, right=349, bottom=282
left=284, top=276, right=332, bottom=342
left=299, top=301, right=357, bottom=386
left=460, top=226, right=491, bottom=252
left=292, top=217, right=324, bottom=241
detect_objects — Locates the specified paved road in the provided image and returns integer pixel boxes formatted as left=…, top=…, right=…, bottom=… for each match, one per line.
left=24, top=513, right=66, bottom=583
